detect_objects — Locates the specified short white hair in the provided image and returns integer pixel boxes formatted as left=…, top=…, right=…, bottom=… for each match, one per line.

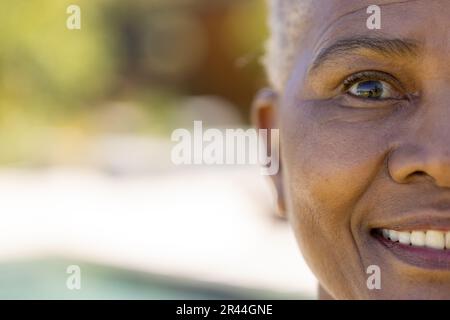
left=264, top=0, right=314, bottom=91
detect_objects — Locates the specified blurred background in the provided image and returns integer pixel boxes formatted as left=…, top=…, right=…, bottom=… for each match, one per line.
left=0, top=0, right=316, bottom=299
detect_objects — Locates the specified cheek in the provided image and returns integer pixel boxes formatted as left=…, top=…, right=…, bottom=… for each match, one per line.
left=280, top=102, right=392, bottom=297
left=281, top=104, right=390, bottom=226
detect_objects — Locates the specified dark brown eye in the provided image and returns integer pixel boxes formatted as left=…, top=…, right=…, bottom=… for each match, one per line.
left=348, top=80, right=396, bottom=99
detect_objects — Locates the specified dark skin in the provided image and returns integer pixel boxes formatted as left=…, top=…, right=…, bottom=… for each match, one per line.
left=254, top=0, right=450, bottom=299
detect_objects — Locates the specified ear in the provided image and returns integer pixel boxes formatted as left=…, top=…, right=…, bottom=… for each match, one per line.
left=251, top=88, right=286, bottom=218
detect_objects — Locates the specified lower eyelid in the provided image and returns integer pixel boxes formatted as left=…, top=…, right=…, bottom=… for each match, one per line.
left=340, top=94, right=407, bottom=108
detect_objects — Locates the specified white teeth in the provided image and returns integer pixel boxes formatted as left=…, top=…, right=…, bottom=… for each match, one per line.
left=410, top=231, right=426, bottom=247
left=398, top=231, right=411, bottom=245
left=380, top=229, right=450, bottom=250
left=446, top=232, right=450, bottom=249
left=389, top=230, right=399, bottom=242
left=425, top=231, right=445, bottom=250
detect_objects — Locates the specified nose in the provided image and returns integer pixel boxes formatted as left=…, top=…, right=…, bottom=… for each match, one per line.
left=388, top=83, right=450, bottom=188
left=389, top=144, right=450, bottom=187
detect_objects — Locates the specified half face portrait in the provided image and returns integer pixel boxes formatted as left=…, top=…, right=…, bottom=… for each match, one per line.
left=254, top=0, right=450, bottom=299
left=8, top=0, right=450, bottom=303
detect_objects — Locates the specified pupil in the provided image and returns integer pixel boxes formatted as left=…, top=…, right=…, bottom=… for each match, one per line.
left=356, top=81, right=383, bottom=98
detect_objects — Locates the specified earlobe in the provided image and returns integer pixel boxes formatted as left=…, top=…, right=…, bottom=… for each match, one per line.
left=252, top=88, right=287, bottom=218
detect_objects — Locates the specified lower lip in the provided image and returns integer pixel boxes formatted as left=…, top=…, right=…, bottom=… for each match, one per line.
left=373, top=231, right=450, bottom=270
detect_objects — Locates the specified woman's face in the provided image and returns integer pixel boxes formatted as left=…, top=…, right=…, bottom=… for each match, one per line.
left=259, top=0, right=450, bottom=299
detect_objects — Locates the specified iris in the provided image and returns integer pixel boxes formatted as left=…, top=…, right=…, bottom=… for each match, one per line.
left=355, top=80, right=384, bottom=98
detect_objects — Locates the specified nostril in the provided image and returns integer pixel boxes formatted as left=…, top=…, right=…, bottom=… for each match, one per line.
left=411, top=171, right=426, bottom=177
left=405, top=170, right=436, bottom=184
left=404, top=170, right=428, bottom=182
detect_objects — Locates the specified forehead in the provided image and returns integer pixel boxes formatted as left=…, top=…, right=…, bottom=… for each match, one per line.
left=293, top=0, right=450, bottom=67
left=309, top=0, right=436, bottom=21
left=306, top=0, right=450, bottom=43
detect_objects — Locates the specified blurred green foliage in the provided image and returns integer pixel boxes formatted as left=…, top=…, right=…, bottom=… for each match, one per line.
left=0, top=0, right=117, bottom=163
left=0, top=1, right=115, bottom=103
left=0, top=0, right=267, bottom=165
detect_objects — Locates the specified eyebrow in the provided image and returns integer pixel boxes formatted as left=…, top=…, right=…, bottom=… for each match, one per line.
left=311, top=36, right=420, bottom=71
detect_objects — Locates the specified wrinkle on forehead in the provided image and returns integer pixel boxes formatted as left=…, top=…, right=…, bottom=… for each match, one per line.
left=266, top=0, right=430, bottom=92
left=311, top=0, right=424, bottom=53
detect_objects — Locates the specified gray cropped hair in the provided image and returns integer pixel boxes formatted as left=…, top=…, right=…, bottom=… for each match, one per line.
left=264, top=0, right=314, bottom=91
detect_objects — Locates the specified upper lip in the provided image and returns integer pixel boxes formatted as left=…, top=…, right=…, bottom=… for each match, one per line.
left=369, top=208, right=450, bottom=232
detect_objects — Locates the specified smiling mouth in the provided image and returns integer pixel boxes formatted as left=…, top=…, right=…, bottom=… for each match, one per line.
left=373, top=228, right=450, bottom=270
left=379, top=229, right=450, bottom=249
